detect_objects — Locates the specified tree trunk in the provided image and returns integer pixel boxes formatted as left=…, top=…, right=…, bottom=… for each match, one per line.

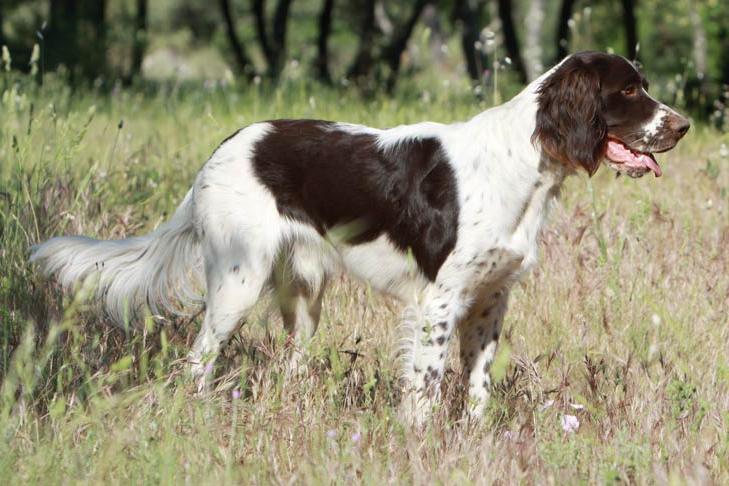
left=524, top=0, right=544, bottom=81
left=219, top=0, right=254, bottom=78
left=83, top=0, right=107, bottom=78
left=253, top=0, right=295, bottom=78
left=383, top=0, right=429, bottom=91
left=0, top=0, right=5, bottom=48
left=315, top=0, right=335, bottom=83
left=46, top=0, right=79, bottom=77
left=620, top=0, right=638, bottom=60
left=689, top=8, right=706, bottom=80
left=554, top=0, right=576, bottom=62
left=347, top=0, right=376, bottom=79
left=497, top=0, right=526, bottom=84
left=454, top=0, right=487, bottom=83
left=129, top=0, right=148, bottom=83
left=252, top=0, right=274, bottom=67
left=269, top=0, right=294, bottom=76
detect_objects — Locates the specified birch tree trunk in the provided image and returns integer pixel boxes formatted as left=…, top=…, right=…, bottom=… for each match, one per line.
left=524, top=0, right=544, bottom=81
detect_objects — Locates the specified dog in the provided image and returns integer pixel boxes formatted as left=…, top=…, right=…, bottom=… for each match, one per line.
left=30, top=51, right=690, bottom=424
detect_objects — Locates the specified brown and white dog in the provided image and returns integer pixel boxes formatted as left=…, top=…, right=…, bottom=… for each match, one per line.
left=31, top=52, right=689, bottom=423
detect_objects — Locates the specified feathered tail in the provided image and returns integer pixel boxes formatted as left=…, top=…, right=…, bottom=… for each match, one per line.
left=30, top=189, right=203, bottom=326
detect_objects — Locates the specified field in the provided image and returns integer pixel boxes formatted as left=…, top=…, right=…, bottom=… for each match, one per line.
left=1, top=73, right=728, bottom=484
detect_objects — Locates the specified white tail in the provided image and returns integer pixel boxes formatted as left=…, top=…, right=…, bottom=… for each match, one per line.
left=30, top=189, right=203, bottom=326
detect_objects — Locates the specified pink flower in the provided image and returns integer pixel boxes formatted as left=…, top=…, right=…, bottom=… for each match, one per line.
left=561, top=414, right=580, bottom=433
left=351, top=432, right=361, bottom=443
left=326, top=429, right=337, bottom=439
left=231, top=389, right=241, bottom=400
left=204, top=363, right=214, bottom=374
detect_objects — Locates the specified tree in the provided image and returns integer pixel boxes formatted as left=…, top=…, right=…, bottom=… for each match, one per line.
left=382, top=0, right=429, bottom=91
left=0, top=0, right=5, bottom=48
left=620, top=0, right=638, bottom=60
left=348, top=1, right=431, bottom=90
left=524, top=0, right=545, bottom=81
left=453, top=0, right=488, bottom=84
left=315, top=0, right=335, bottom=83
left=347, top=0, right=377, bottom=80
left=128, top=0, right=148, bottom=83
left=46, top=0, right=107, bottom=80
left=252, top=0, right=295, bottom=79
left=554, top=0, right=576, bottom=62
left=219, top=0, right=254, bottom=79
left=497, top=0, right=526, bottom=84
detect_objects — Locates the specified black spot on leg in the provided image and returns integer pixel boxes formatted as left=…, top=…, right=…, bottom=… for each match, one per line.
left=436, top=336, right=446, bottom=346
left=232, top=264, right=240, bottom=273
left=483, top=380, right=489, bottom=388
left=241, top=278, right=246, bottom=285
left=493, top=330, right=500, bottom=340
left=430, top=368, right=440, bottom=380
left=439, top=303, right=447, bottom=309
left=413, top=365, right=422, bottom=373
left=439, top=352, right=444, bottom=359
left=438, top=321, right=448, bottom=330
left=481, top=342, right=486, bottom=351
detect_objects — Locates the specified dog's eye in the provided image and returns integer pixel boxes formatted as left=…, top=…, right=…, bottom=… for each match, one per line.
left=622, top=85, right=638, bottom=97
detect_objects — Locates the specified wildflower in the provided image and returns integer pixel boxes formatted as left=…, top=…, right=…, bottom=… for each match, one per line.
left=205, top=363, right=214, bottom=374
left=326, top=429, right=337, bottom=439
left=569, top=403, right=584, bottom=411
left=351, top=432, right=361, bottom=443
left=651, top=314, right=662, bottom=326
left=231, top=389, right=241, bottom=400
left=561, top=414, right=580, bottom=433
left=539, top=399, right=554, bottom=412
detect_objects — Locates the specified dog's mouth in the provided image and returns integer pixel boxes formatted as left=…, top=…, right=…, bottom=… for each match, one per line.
left=604, top=137, right=661, bottom=178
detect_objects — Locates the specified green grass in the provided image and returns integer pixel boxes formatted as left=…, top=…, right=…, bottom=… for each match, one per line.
left=1, top=71, right=728, bottom=484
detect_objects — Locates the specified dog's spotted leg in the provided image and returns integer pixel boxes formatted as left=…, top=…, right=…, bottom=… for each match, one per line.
left=458, top=289, right=509, bottom=420
left=188, top=260, right=269, bottom=393
left=400, top=286, right=465, bottom=425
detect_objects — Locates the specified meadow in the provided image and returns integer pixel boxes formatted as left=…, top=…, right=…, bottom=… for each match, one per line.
left=0, top=70, right=728, bottom=484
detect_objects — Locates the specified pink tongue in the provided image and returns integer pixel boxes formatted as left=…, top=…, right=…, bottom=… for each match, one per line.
left=606, top=139, right=662, bottom=177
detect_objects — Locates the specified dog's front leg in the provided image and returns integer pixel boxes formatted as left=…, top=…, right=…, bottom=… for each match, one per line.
left=399, top=285, right=465, bottom=425
left=459, top=288, right=509, bottom=420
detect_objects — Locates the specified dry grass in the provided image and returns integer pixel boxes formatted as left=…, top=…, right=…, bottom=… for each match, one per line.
left=0, top=73, right=728, bottom=484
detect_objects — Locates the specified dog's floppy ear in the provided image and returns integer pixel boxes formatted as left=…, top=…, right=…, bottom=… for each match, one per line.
left=531, top=55, right=607, bottom=176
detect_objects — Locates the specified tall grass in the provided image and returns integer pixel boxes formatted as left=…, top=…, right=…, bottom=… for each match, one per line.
left=0, top=69, right=728, bottom=484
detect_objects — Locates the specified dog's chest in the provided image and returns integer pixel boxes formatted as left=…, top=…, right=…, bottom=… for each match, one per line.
left=451, top=161, right=563, bottom=288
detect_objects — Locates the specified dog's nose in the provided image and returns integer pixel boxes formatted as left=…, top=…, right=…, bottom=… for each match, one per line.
left=671, top=116, right=690, bottom=138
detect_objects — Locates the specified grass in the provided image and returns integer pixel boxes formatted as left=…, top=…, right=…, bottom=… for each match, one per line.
left=1, top=70, right=728, bottom=484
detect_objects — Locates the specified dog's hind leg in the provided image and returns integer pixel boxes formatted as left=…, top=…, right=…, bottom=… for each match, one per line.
left=188, top=251, right=273, bottom=393
left=273, top=241, right=329, bottom=373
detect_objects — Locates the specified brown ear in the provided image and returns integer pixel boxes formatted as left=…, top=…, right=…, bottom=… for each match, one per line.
left=531, top=56, right=607, bottom=176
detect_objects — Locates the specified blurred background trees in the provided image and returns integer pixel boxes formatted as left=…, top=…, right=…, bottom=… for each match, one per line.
left=0, top=0, right=727, bottom=121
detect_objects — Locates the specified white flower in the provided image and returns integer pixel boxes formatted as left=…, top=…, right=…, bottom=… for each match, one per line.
left=539, top=399, right=555, bottom=412
left=561, top=414, right=580, bottom=433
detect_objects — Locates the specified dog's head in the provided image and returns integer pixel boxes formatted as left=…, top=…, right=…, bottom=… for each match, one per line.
left=532, top=51, right=690, bottom=178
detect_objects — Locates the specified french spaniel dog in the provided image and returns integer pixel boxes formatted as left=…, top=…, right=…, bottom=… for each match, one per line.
left=31, top=52, right=689, bottom=423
